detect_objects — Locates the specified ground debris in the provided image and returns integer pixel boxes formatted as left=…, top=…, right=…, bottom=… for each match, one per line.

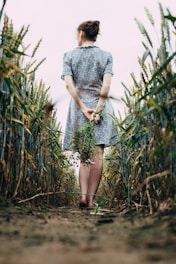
left=0, top=205, right=176, bottom=264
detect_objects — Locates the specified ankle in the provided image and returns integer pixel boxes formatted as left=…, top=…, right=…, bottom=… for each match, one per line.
left=80, top=195, right=87, bottom=203
left=88, top=198, right=94, bottom=208
left=88, top=203, right=94, bottom=208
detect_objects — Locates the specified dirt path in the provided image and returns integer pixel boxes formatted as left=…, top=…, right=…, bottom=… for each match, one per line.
left=0, top=204, right=176, bottom=264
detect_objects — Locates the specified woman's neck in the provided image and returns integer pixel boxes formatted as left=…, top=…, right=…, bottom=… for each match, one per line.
left=81, top=40, right=94, bottom=47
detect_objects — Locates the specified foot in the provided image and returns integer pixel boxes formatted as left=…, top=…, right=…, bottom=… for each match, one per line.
left=79, top=200, right=88, bottom=209
left=87, top=202, right=94, bottom=210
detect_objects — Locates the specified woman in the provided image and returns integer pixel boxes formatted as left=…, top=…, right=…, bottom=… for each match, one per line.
left=61, top=20, right=118, bottom=209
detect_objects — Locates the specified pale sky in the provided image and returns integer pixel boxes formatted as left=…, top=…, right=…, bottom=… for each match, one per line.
left=3, top=0, right=176, bottom=131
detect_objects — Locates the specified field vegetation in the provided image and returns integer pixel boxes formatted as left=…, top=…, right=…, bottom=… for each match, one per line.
left=0, top=0, right=76, bottom=206
left=100, top=3, right=176, bottom=214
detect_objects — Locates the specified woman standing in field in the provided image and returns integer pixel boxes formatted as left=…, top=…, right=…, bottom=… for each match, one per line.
left=61, top=20, right=118, bottom=209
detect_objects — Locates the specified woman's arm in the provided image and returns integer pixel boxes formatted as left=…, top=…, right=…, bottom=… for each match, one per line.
left=95, top=73, right=112, bottom=112
left=90, top=73, right=112, bottom=124
left=64, top=75, right=94, bottom=120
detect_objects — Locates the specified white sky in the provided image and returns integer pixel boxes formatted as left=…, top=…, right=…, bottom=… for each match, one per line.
left=2, top=0, right=176, bottom=131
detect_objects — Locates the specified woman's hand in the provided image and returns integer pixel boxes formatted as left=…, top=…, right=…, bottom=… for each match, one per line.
left=91, top=112, right=101, bottom=124
left=82, top=108, right=95, bottom=121
left=82, top=108, right=102, bottom=124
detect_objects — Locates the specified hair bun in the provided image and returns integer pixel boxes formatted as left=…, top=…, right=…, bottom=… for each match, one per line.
left=77, top=20, right=100, bottom=41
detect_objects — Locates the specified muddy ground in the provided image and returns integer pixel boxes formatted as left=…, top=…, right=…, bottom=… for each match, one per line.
left=0, top=203, right=176, bottom=264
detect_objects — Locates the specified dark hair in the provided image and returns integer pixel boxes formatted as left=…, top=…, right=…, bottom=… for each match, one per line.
left=77, top=20, right=100, bottom=41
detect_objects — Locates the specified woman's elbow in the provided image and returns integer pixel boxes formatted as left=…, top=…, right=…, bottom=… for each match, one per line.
left=65, top=83, right=70, bottom=90
left=64, top=76, right=72, bottom=90
left=102, top=84, right=110, bottom=94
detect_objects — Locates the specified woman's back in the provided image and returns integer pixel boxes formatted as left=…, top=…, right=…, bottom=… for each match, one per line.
left=62, top=46, right=113, bottom=91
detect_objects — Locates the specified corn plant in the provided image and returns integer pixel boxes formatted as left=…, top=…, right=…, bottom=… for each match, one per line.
left=102, top=3, right=176, bottom=213
left=0, top=3, right=75, bottom=204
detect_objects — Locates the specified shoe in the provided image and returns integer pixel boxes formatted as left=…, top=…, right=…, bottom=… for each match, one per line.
left=79, top=202, right=88, bottom=209
left=87, top=203, right=98, bottom=210
left=87, top=206, right=94, bottom=210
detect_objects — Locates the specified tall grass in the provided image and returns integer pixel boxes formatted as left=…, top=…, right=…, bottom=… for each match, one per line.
left=102, top=3, right=176, bottom=213
left=0, top=4, right=76, bottom=204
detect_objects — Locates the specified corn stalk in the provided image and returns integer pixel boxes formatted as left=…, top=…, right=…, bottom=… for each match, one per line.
left=0, top=7, right=75, bottom=203
left=102, top=3, right=176, bottom=213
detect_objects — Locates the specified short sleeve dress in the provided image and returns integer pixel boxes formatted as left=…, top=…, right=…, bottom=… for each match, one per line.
left=61, top=45, right=119, bottom=150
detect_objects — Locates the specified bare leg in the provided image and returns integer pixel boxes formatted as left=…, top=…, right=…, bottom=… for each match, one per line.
left=87, top=146, right=104, bottom=208
left=79, top=162, right=90, bottom=203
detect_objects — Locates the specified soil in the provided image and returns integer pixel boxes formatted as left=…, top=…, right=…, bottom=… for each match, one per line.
left=0, top=203, right=176, bottom=264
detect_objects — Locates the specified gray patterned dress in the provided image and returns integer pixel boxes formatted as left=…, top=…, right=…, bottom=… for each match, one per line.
left=61, top=45, right=119, bottom=150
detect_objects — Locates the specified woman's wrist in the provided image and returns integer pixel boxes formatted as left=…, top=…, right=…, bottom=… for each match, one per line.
left=80, top=106, right=87, bottom=114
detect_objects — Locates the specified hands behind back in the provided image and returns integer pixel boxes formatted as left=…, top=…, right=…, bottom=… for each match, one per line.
left=82, top=108, right=101, bottom=124
left=91, top=112, right=101, bottom=124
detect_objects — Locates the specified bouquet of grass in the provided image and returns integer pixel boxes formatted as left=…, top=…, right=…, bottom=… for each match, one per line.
left=71, top=107, right=104, bottom=163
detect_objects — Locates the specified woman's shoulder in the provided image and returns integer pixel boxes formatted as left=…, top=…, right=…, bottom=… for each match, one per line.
left=64, top=47, right=80, bottom=55
left=63, top=47, right=82, bottom=61
left=94, top=47, right=112, bottom=60
left=98, top=47, right=112, bottom=55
